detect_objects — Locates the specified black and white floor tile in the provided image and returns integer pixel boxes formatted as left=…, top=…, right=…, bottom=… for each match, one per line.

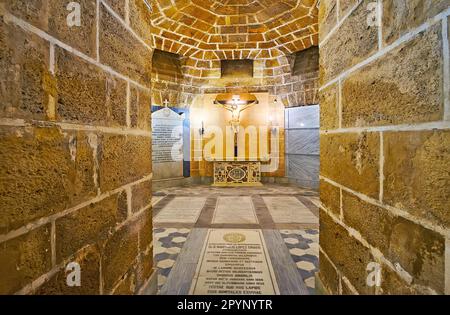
left=280, top=229, right=319, bottom=295
left=153, top=228, right=191, bottom=292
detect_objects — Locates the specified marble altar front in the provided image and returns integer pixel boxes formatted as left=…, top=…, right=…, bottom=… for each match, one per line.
left=213, top=160, right=262, bottom=186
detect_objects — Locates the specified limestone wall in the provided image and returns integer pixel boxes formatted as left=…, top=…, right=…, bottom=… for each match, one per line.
left=318, top=0, right=449, bottom=294
left=0, top=1, right=154, bottom=294
left=151, top=49, right=200, bottom=108
left=151, top=50, right=320, bottom=109
left=150, top=0, right=319, bottom=65
left=181, top=51, right=319, bottom=108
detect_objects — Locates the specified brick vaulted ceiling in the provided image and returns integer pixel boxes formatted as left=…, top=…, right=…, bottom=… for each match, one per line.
left=150, top=0, right=319, bottom=60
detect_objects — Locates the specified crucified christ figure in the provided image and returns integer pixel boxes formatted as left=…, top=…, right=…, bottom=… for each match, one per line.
left=221, top=99, right=256, bottom=134
left=214, top=94, right=258, bottom=157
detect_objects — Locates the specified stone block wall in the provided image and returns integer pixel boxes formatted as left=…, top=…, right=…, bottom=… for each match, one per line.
left=318, top=0, right=449, bottom=294
left=150, top=0, right=319, bottom=62
left=0, top=0, right=154, bottom=294
left=150, top=0, right=320, bottom=108
left=152, top=49, right=200, bottom=108
left=290, top=46, right=320, bottom=106
left=182, top=50, right=319, bottom=108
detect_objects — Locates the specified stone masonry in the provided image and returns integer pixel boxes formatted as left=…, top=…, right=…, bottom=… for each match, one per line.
left=151, top=49, right=200, bottom=108
left=318, top=0, right=450, bottom=295
left=0, top=0, right=154, bottom=294
left=2, top=0, right=446, bottom=296
left=151, top=0, right=320, bottom=108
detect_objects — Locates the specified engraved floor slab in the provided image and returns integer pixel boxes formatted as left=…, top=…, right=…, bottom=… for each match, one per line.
left=212, top=196, right=258, bottom=224
left=154, top=197, right=206, bottom=223
left=189, top=229, right=280, bottom=295
left=263, top=196, right=317, bottom=224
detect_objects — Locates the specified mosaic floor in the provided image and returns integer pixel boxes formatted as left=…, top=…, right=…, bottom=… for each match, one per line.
left=152, top=184, right=320, bottom=295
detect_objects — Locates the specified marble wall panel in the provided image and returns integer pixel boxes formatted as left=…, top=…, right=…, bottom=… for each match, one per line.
left=285, top=106, right=320, bottom=189
left=286, top=105, right=320, bottom=129
left=286, top=129, right=320, bottom=155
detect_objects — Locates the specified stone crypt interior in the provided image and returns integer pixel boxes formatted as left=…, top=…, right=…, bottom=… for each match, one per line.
left=0, top=0, right=449, bottom=295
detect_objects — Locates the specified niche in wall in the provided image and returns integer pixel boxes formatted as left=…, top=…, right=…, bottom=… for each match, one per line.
left=221, top=59, right=254, bottom=78
left=151, top=49, right=183, bottom=106
left=292, top=46, right=319, bottom=76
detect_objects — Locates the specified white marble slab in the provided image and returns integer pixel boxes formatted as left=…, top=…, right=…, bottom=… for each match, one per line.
left=189, top=229, right=280, bottom=295
left=285, top=105, right=320, bottom=190
left=286, top=154, right=320, bottom=188
left=152, top=107, right=185, bottom=180
left=286, top=105, right=319, bottom=129
left=154, top=197, right=206, bottom=223
left=212, top=196, right=258, bottom=224
left=286, top=129, right=320, bottom=155
left=263, top=196, right=317, bottom=224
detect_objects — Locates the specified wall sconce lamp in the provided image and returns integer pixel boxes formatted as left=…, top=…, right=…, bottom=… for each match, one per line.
left=199, top=120, right=205, bottom=136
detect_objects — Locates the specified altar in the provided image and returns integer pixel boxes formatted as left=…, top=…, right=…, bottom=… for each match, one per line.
left=213, top=160, right=262, bottom=187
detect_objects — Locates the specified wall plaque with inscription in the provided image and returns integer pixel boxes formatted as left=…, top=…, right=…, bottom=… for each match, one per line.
left=189, top=229, right=280, bottom=295
left=152, top=107, right=185, bottom=180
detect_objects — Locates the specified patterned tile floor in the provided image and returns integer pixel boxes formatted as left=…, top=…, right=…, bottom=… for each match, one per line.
left=280, top=229, right=319, bottom=295
left=153, top=228, right=191, bottom=292
left=152, top=183, right=320, bottom=295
